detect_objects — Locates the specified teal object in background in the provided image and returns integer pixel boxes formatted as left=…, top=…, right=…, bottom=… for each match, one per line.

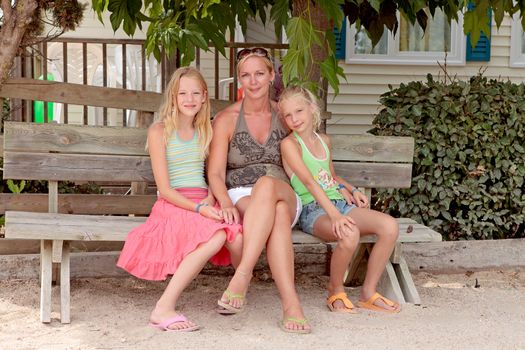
left=34, top=73, right=55, bottom=123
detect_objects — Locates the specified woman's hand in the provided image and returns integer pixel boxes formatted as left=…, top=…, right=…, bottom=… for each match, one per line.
left=219, top=206, right=240, bottom=225
left=200, top=195, right=216, bottom=207
left=198, top=204, right=223, bottom=222
left=330, top=213, right=357, bottom=240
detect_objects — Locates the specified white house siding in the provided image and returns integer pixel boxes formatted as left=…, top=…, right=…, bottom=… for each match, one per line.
left=327, top=16, right=525, bottom=135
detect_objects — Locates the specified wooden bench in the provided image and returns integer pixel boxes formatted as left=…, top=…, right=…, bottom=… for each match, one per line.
left=3, top=119, right=441, bottom=323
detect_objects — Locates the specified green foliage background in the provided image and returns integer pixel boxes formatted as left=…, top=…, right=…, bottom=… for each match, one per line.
left=372, top=74, right=525, bottom=240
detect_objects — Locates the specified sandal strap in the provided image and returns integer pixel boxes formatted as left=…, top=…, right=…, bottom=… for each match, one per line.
left=224, top=289, right=245, bottom=300
left=283, top=317, right=308, bottom=325
left=369, top=292, right=395, bottom=307
left=327, top=292, right=355, bottom=310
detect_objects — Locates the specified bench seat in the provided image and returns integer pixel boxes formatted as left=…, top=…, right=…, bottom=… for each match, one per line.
left=3, top=121, right=442, bottom=323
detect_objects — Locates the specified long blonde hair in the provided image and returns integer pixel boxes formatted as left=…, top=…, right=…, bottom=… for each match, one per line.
left=155, top=67, right=212, bottom=157
left=278, top=85, right=321, bottom=131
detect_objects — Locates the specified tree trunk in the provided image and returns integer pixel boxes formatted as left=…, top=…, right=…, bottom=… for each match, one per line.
left=292, top=0, right=331, bottom=132
left=0, top=0, right=38, bottom=85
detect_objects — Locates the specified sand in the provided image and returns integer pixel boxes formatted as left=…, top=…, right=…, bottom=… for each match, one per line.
left=1, top=269, right=524, bottom=350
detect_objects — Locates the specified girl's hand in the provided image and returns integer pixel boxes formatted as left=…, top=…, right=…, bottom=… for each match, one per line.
left=219, top=206, right=240, bottom=225
left=339, top=187, right=354, bottom=205
left=331, top=213, right=357, bottom=240
left=198, top=204, right=223, bottom=221
left=352, top=190, right=369, bottom=208
left=201, top=195, right=216, bottom=207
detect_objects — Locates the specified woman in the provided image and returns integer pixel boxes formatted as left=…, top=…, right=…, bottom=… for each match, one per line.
left=208, top=48, right=311, bottom=334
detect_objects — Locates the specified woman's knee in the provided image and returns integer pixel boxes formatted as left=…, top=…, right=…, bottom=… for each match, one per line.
left=227, top=233, right=243, bottom=249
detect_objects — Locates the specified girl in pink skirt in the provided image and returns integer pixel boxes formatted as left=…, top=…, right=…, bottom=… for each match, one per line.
left=117, top=67, right=243, bottom=332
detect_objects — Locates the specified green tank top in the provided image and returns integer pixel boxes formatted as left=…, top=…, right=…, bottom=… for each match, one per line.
left=289, top=131, right=343, bottom=205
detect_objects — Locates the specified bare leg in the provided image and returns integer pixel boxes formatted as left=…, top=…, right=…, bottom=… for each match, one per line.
left=150, top=230, right=227, bottom=330
left=225, top=234, right=243, bottom=269
left=313, top=215, right=360, bottom=311
left=219, top=177, right=298, bottom=309
left=348, top=208, right=400, bottom=311
left=267, top=201, right=310, bottom=332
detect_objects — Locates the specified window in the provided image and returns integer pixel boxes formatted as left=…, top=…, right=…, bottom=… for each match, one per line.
left=510, top=13, right=525, bottom=67
left=346, top=9, right=466, bottom=65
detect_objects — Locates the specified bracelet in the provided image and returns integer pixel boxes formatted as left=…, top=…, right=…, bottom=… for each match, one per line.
left=337, top=184, right=345, bottom=190
left=195, top=202, right=208, bottom=213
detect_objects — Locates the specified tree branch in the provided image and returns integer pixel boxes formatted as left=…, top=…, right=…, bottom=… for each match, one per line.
left=1, top=0, right=13, bottom=22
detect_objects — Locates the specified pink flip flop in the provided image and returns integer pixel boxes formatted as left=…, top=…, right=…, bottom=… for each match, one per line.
left=149, top=314, right=200, bottom=332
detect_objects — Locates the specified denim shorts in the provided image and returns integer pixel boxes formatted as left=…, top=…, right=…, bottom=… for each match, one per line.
left=299, top=199, right=356, bottom=235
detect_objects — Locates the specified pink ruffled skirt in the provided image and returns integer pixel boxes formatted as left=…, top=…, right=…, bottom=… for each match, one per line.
left=117, top=188, right=242, bottom=281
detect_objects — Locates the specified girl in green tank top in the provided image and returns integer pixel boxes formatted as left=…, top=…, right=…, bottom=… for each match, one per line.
left=279, top=86, right=401, bottom=314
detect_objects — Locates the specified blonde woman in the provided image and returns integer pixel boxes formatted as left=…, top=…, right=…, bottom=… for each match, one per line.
left=117, top=67, right=243, bottom=332
left=208, top=48, right=310, bottom=334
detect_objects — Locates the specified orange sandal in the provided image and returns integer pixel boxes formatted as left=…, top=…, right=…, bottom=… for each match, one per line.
left=357, top=292, right=401, bottom=313
left=326, top=292, right=357, bottom=313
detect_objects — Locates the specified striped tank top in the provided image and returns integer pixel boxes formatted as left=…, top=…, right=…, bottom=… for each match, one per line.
left=166, top=131, right=207, bottom=188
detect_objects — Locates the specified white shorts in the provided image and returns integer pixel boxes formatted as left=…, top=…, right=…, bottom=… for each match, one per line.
left=227, top=186, right=302, bottom=227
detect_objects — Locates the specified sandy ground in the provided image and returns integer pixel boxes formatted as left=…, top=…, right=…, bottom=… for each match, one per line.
left=1, top=269, right=524, bottom=350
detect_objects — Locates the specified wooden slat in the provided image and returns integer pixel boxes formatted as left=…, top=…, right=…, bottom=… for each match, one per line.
left=333, top=161, right=413, bottom=188
left=4, top=122, right=148, bottom=155
left=331, top=134, right=414, bottom=163
left=5, top=211, right=146, bottom=241
left=292, top=218, right=441, bottom=244
left=0, top=78, right=161, bottom=112
left=6, top=211, right=440, bottom=243
left=4, top=152, right=153, bottom=182
left=0, top=78, right=231, bottom=116
left=0, top=193, right=156, bottom=215
left=0, top=134, right=4, bottom=154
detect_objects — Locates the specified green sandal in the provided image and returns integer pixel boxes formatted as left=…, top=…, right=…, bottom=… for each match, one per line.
left=217, top=289, right=246, bottom=315
left=280, top=317, right=311, bottom=334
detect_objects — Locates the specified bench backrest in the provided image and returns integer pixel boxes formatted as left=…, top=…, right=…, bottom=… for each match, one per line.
left=4, top=121, right=414, bottom=185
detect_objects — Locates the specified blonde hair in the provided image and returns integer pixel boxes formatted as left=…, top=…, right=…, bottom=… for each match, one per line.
left=236, top=54, right=274, bottom=78
left=278, top=85, right=321, bottom=131
left=154, top=67, right=212, bottom=158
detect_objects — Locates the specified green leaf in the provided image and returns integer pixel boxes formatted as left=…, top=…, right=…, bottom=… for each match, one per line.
left=107, top=0, right=143, bottom=36
left=320, top=55, right=343, bottom=96
left=316, top=0, right=344, bottom=29
left=270, top=0, right=290, bottom=39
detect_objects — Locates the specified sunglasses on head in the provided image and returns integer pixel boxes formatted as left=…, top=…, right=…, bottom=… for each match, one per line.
left=236, top=47, right=270, bottom=61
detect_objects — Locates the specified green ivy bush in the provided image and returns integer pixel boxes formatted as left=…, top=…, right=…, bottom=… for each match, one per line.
left=372, top=74, right=525, bottom=240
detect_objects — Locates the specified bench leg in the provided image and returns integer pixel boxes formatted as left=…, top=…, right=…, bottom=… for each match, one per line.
left=60, top=241, right=71, bottom=323
left=393, top=257, right=421, bottom=305
left=378, top=260, right=406, bottom=304
left=52, top=240, right=64, bottom=285
left=40, top=240, right=53, bottom=323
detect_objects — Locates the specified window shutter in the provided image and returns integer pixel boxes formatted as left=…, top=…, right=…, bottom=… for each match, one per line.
left=466, top=3, right=492, bottom=61
left=334, top=18, right=346, bottom=60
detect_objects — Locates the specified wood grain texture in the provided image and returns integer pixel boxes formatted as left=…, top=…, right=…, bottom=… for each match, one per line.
left=0, top=193, right=156, bottom=215
left=333, top=161, right=413, bottom=188
left=4, top=152, right=153, bottom=182
left=5, top=211, right=441, bottom=243
left=4, top=122, right=148, bottom=155
left=0, top=79, right=230, bottom=115
left=5, top=211, right=146, bottom=241
left=330, top=134, right=414, bottom=162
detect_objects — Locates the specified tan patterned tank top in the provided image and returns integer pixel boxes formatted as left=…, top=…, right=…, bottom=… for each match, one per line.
left=226, top=102, right=289, bottom=188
